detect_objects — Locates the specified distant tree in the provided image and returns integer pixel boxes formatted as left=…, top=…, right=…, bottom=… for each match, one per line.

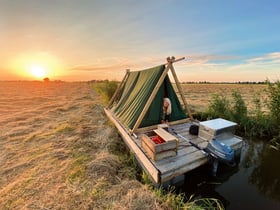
left=43, top=77, right=50, bottom=82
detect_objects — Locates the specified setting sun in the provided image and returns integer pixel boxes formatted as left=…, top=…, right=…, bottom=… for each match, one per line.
left=6, top=52, right=65, bottom=80
left=30, top=65, right=47, bottom=78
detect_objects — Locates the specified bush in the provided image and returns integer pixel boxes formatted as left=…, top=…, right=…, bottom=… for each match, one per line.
left=206, top=93, right=231, bottom=119
left=206, top=91, right=248, bottom=125
left=266, top=80, right=280, bottom=125
left=94, top=80, right=119, bottom=103
left=204, top=89, right=275, bottom=138
left=231, top=91, right=247, bottom=122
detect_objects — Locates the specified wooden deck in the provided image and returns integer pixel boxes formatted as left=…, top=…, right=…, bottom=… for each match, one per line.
left=105, top=108, right=243, bottom=184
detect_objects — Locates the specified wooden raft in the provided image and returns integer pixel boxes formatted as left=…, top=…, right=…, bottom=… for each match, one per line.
left=104, top=108, right=243, bottom=184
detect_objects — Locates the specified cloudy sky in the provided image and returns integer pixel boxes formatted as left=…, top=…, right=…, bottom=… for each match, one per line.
left=1, top=0, right=280, bottom=81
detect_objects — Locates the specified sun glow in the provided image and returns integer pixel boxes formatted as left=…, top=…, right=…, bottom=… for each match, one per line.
left=29, top=65, right=47, bottom=78
left=7, top=52, right=65, bottom=80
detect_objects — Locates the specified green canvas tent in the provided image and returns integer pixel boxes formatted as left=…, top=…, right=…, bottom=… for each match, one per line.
left=107, top=57, right=193, bottom=132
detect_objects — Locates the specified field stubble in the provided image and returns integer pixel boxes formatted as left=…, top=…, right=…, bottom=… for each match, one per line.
left=0, top=82, right=165, bottom=209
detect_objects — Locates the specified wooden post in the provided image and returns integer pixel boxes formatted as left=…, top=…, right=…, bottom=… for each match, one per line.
left=132, top=64, right=171, bottom=133
left=165, top=56, right=185, bottom=65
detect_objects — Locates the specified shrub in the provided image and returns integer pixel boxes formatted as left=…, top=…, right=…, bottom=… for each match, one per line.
left=266, top=80, right=280, bottom=125
left=94, top=80, right=119, bottom=103
left=204, top=89, right=275, bottom=138
left=206, top=93, right=230, bottom=119
left=230, top=90, right=248, bottom=129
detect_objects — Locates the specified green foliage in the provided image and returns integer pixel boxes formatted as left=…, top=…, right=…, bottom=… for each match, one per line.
left=207, top=93, right=231, bottom=119
left=204, top=86, right=279, bottom=138
left=141, top=171, right=152, bottom=185
left=206, top=91, right=248, bottom=127
left=252, top=92, right=263, bottom=119
left=187, top=197, right=225, bottom=210
left=153, top=187, right=187, bottom=209
left=153, top=187, right=224, bottom=210
left=266, top=80, right=280, bottom=124
left=230, top=90, right=247, bottom=123
left=265, top=80, right=280, bottom=146
left=93, top=80, right=119, bottom=103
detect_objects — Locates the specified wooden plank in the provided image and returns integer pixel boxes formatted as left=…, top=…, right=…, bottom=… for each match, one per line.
left=104, top=108, right=160, bottom=183
left=161, top=151, right=208, bottom=182
left=154, top=127, right=178, bottom=142
left=156, top=141, right=209, bottom=171
left=171, top=122, right=191, bottom=131
left=135, top=118, right=190, bottom=133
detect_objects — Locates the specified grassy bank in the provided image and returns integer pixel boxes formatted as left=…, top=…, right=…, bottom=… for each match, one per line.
left=1, top=81, right=223, bottom=209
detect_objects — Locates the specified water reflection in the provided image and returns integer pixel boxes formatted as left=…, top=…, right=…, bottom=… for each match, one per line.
left=178, top=163, right=238, bottom=209
left=178, top=138, right=280, bottom=209
left=246, top=140, right=280, bottom=201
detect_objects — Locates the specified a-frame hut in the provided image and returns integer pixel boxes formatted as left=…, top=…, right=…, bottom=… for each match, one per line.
left=106, top=57, right=192, bottom=133
left=104, top=57, right=243, bottom=184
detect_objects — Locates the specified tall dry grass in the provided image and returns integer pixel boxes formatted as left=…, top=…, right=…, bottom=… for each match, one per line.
left=0, top=81, right=169, bottom=209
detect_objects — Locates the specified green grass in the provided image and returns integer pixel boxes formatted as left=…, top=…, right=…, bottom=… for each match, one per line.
left=93, top=80, right=119, bottom=103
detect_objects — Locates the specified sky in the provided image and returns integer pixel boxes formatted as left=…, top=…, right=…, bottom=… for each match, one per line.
left=1, top=0, right=280, bottom=82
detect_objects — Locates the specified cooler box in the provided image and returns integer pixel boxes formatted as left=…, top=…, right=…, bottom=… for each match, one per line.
left=198, top=118, right=237, bottom=141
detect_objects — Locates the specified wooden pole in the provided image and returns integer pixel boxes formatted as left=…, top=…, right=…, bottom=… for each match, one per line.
left=165, top=56, right=185, bottom=65
left=169, top=61, right=193, bottom=121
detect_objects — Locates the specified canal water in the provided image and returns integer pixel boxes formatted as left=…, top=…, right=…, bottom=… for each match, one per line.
left=179, top=138, right=280, bottom=209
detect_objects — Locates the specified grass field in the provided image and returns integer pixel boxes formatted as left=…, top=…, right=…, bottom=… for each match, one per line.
left=0, top=81, right=267, bottom=209
left=0, top=81, right=170, bottom=209
left=181, top=83, right=267, bottom=113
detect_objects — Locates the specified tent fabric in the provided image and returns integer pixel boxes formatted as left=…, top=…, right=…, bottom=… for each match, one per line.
left=110, top=65, right=187, bottom=129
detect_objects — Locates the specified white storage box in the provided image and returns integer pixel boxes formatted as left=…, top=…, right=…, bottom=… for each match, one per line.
left=198, top=118, right=237, bottom=141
